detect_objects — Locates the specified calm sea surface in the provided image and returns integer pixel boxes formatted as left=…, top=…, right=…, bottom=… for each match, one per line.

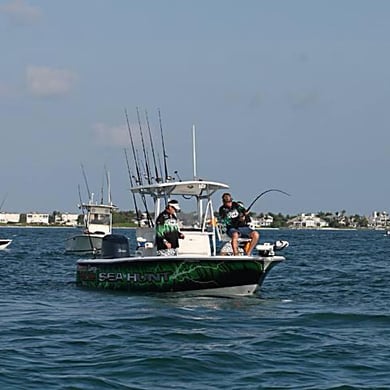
left=1, top=227, right=390, bottom=389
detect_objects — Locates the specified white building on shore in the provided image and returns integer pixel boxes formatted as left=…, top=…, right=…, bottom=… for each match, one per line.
left=288, top=213, right=329, bottom=229
left=367, top=211, right=388, bottom=229
left=26, top=213, right=50, bottom=225
left=249, top=215, right=274, bottom=229
left=55, top=213, right=80, bottom=226
left=0, top=212, right=21, bottom=224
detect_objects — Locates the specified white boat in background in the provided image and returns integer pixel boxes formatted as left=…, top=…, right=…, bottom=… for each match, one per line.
left=65, top=193, right=117, bottom=255
left=0, top=194, right=12, bottom=250
left=0, top=239, right=12, bottom=250
left=66, top=167, right=118, bottom=255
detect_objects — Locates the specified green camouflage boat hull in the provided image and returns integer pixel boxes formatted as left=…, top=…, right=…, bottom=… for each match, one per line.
left=76, top=256, right=283, bottom=295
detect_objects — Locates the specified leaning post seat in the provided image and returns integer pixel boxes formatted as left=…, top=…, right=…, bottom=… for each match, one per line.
left=176, top=230, right=211, bottom=256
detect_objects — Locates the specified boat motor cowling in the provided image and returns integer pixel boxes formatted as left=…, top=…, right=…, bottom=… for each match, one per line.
left=101, top=234, right=130, bottom=259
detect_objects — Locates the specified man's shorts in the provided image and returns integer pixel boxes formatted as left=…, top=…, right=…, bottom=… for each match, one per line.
left=227, top=226, right=253, bottom=238
left=157, top=248, right=178, bottom=256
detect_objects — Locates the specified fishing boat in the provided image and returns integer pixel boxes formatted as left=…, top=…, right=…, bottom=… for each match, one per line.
left=76, top=178, right=289, bottom=296
left=76, top=181, right=289, bottom=296
left=0, top=239, right=12, bottom=250
left=65, top=193, right=117, bottom=255
left=76, top=121, right=289, bottom=296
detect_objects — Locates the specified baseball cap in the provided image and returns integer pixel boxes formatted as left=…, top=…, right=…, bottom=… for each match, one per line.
left=168, top=199, right=181, bottom=211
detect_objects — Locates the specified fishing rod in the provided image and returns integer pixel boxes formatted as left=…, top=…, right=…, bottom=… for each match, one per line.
left=134, top=149, right=155, bottom=226
left=136, top=149, right=154, bottom=227
left=246, top=189, right=291, bottom=213
left=158, top=108, right=169, bottom=182
left=145, top=109, right=161, bottom=183
left=100, top=172, right=104, bottom=204
left=136, top=149, right=148, bottom=184
left=77, top=184, right=87, bottom=228
left=125, top=108, right=143, bottom=186
left=124, top=109, right=154, bottom=227
left=80, top=163, right=91, bottom=201
left=136, top=106, right=152, bottom=184
left=77, top=184, right=84, bottom=210
left=124, top=148, right=141, bottom=227
left=78, top=183, right=97, bottom=258
left=0, top=193, right=8, bottom=211
left=157, top=152, right=164, bottom=184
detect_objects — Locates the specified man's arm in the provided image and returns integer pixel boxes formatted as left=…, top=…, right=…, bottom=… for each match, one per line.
left=155, top=214, right=166, bottom=239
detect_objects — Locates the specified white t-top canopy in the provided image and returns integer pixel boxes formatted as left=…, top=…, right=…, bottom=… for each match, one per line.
left=130, top=180, right=229, bottom=199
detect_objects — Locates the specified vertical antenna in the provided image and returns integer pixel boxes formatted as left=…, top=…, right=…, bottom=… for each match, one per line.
left=192, top=124, right=197, bottom=180
left=105, top=168, right=112, bottom=205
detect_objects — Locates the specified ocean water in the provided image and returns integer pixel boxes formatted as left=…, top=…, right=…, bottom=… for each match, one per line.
left=1, top=227, right=390, bottom=389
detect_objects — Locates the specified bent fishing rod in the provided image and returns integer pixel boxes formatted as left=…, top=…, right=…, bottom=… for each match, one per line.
left=246, top=189, right=291, bottom=213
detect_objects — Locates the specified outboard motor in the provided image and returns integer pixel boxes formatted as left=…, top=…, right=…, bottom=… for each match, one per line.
left=101, top=234, right=129, bottom=259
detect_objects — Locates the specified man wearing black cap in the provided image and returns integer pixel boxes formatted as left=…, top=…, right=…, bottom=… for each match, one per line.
left=155, top=199, right=185, bottom=255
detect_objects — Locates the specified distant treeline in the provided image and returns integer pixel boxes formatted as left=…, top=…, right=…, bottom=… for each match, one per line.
left=5, top=210, right=373, bottom=229
left=110, top=210, right=371, bottom=229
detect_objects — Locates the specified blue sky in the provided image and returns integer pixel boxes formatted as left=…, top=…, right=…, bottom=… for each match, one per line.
left=1, top=0, right=390, bottom=216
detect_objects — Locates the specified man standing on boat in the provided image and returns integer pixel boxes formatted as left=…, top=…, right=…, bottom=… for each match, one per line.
left=218, top=193, right=259, bottom=256
left=155, top=199, right=185, bottom=256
